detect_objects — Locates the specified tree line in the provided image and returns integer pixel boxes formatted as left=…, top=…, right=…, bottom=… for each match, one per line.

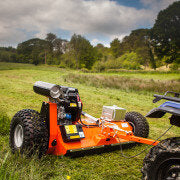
left=0, top=1, right=179, bottom=70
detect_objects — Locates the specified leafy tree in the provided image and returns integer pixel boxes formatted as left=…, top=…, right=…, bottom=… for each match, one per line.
left=116, top=52, right=141, bottom=70
left=147, top=40, right=156, bottom=70
left=53, top=38, right=62, bottom=54
left=70, top=34, right=82, bottom=67
left=120, top=29, right=157, bottom=68
left=70, top=34, right=96, bottom=69
left=45, top=33, right=57, bottom=53
left=110, top=38, right=122, bottom=58
left=122, top=29, right=150, bottom=50
left=31, top=48, right=39, bottom=65
left=92, top=52, right=141, bottom=71
left=17, top=38, right=48, bottom=64
left=94, top=43, right=112, bottom=62
left=0, top=47, right=17, bottom=62
left=96, top=43, right=104, bottom=49
left=92, top=61, right=106, bottom=72
left=53, top=38, right=68, bottom=56
left=60, top=51, right=76, bottom=68
left=151, top=1, right=180, bottom=64
left=94, top=44, right=104, bottom=61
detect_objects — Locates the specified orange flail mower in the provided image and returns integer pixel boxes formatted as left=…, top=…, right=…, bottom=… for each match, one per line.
left=10, top=81, right=158, bottom=157
left=9, top=81, right=180, bottom=179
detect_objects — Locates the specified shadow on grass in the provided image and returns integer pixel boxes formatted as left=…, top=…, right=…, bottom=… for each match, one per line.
left=66, top=142, right=137, bottom=158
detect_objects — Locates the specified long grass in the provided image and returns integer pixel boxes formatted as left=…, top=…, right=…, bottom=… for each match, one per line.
left=64, top=73, right=180, bottom=93
left=0, top=110, right=10, bottom=135
left=0, top=62, right=179, bottom=180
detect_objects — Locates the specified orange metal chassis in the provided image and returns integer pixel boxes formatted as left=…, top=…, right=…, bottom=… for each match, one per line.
left=47, top=103, right=159, bottom=155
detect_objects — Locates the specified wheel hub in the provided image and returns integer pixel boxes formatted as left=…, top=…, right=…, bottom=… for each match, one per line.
left=14, top=124, right=24, bottom=148
left=129, top=122, right=135, bottom=133
left=165, top=165, right=180, bottom=180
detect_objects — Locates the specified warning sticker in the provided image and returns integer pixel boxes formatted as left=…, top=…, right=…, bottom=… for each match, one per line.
left=70, top=103, right=77, bottom=107
left=121, top=123, right=129, bottom=128
left=65, top=125, right=78, bottom=134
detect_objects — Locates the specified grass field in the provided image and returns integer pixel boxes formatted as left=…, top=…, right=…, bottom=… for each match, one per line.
left=0, top=62, right=179, bottom=180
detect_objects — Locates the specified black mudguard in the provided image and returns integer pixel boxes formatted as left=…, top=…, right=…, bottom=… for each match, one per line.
left=146, top=106, right=180, bottom=118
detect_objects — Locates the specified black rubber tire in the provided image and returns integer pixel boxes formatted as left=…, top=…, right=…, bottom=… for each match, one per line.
left=141, top=137, right=180, bottom=180
left=125, top=111, right=149, bottom=138
left=9, top=109, right=49, bottom=157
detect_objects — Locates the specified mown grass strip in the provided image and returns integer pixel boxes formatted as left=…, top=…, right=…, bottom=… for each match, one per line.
left=0, top=63, right=179, bottom=180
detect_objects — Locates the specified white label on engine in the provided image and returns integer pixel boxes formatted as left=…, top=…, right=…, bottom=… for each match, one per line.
left=79, top=132, right=85, bottom=138
left=121, top=123, right=129, bottom=127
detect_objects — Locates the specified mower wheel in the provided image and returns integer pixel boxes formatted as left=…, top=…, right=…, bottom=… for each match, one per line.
left=125, top=111, right=149, bottom=138
left=9, top=109, right=49, bottom=157
left=141, top=137, right=180, bottom=180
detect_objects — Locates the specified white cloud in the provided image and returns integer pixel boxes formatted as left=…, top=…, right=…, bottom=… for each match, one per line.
left=91, top=38, right=111, bottom=47
left=0, top=0, right=177, bottom=46
left=110, top=33, right=129, bottom=42
left=91, top=39, right=100, bottom=46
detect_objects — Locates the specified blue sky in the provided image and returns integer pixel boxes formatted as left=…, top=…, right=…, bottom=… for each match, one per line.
left=0, top=0, right=176, bottom=47
left=112, top=0, right=145, bottom=9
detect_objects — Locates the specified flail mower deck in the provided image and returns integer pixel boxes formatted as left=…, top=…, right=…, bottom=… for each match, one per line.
left=9, top=81, right=180, bottom=179
left=10, top=81, right=155, bottom=156
left=47, top=104, right=156, bottom=156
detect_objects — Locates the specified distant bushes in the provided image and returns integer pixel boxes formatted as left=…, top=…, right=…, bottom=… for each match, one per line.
left=92, top=52, right=142, bottom=72
left=0, top=47, right=17, bottom=63
left=64, top=73, right=180, bottom=93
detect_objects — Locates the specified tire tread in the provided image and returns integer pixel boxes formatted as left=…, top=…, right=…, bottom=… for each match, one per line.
left=9, top=109, right=49, bottom=157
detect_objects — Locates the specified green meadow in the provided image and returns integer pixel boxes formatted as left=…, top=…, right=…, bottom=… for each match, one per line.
left=0, top=62, right=179, bottom=180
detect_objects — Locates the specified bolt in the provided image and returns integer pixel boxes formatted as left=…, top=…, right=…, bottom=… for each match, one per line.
left=171, top=173, right=176, bottom=178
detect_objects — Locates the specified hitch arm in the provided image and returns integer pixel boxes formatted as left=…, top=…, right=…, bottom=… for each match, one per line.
left=104, top=122, right=159, bottom=146
left=116, top=133, right=159, bottom=146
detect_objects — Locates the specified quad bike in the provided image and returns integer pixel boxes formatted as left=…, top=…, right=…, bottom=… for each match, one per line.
left=9, top=82, right=180, bottom=179
left=141, top=91, right=180, bottom=180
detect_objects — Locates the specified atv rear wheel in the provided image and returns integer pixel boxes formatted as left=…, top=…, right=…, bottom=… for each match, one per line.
left=9, top=109, right=49, bottom=157
left=141, top=137, right=180, bottom=180
left=125, top=111, right=149, bottom=138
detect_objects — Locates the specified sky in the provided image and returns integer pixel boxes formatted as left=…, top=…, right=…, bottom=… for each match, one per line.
left=0, top=0, right=177, bottom=47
